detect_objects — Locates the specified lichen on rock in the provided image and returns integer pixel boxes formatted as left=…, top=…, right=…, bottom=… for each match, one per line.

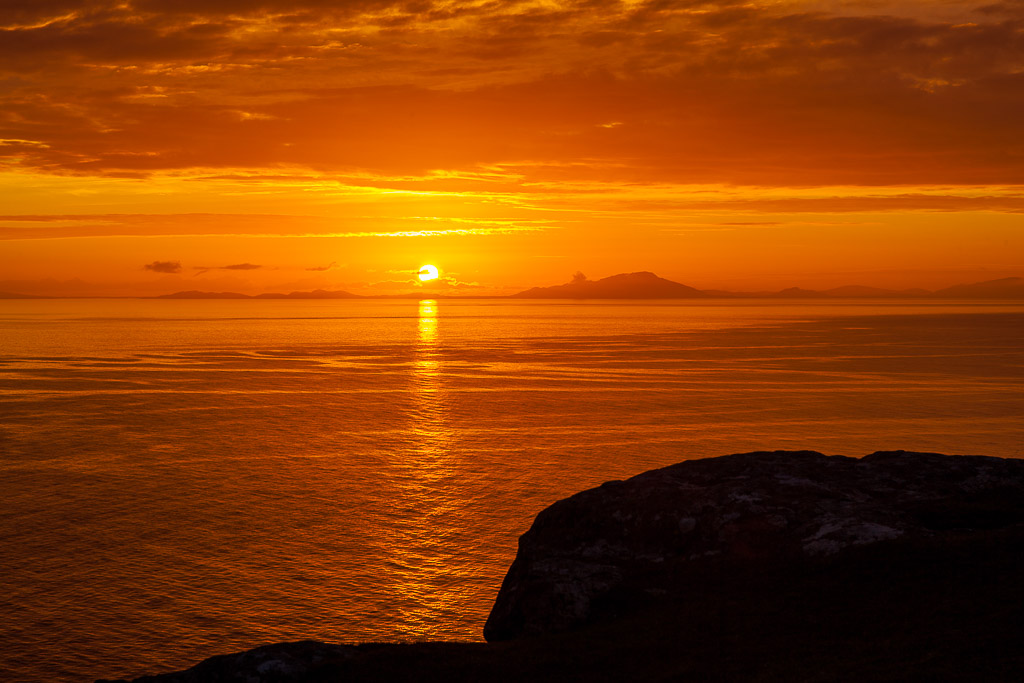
left=484, top=450, right=1024, bottom=641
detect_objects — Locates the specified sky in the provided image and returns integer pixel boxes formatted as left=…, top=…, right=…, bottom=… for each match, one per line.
left=1, top=0, right=1022, bottom=296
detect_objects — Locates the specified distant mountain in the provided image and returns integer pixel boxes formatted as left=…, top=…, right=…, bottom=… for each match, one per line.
left=822, top=285, right=929, bottom=298
left=512, top=272, right=709, bottom=299
left=762, top=285, right=929, bottom=298
left=511, top=273, right=1024, bottom=300
left=156, top=290, right=252, bottom=299
left=774, top=287, right=829, bottom=298
left=932, top=277, right=1024, bottom=299
left=17, top=275, right=1023, bottom=301
left=156, top=289, right=360, bottom=299
left=254, top=289, right=362, bottom=299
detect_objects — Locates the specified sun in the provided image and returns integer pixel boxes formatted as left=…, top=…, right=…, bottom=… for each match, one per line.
left=418, top=264, right=440, bottom=282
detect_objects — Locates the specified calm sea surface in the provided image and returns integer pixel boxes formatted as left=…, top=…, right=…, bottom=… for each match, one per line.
left=2, top=299, right=1023, bottom=681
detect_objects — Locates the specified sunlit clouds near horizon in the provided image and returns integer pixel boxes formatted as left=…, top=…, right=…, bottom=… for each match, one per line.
left=2, top=0, right=1023, bottom=295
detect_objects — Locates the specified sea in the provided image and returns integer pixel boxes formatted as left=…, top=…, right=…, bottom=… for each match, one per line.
left=1, top=299, right=1022, bottom=681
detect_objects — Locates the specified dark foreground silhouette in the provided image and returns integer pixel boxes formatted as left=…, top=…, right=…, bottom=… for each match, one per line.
left=101, top=451, right=1024, bottom=682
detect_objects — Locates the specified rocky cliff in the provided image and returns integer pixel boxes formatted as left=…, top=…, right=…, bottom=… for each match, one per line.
left=484, top=450, right=1024, bottom=640
left=102, top=450, right=1024, bottom=682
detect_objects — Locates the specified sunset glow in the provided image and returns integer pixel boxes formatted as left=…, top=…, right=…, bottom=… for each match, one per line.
left=5, top=3, right=1024, bottom=678
left=1, top=0, right=1021, bottom=296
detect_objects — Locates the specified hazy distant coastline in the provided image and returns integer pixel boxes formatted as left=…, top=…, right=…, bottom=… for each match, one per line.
left=3, top=272, right=1024, bottom=300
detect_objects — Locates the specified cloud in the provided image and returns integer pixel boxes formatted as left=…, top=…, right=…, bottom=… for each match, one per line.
left=143, top=260, right=182, bottom=273
left=2, top=1, right=1022, bottom=185
left=306, top=261, right=337, bottom=271
left=193, top=262, right=262, bottom=275
left=420, top=274, right=482, bottom=290
left=365, top=274, right=482, bottom=292
left=0, top=209, right=558, bottom=241
left=3, top=183, right=1024, bottom=244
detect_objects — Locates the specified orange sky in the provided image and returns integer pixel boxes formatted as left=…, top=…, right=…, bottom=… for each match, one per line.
left=1, top=0, right=1022, bottom=296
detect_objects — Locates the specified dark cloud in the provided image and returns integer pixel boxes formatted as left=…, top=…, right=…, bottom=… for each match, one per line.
left=0, top=214, right=325, bottom=239
left=0, top=0, right=98, bottom=24
left=144, top=260, right=182, bottom=273
left=193, top=264, right=260, bottom=270
left=192, top=262, right=261, bottom=275
left=130, top=0, right=408, bottom=15
left=976, top=2, right=1024, bottom=17
left=2, top=2, right=1022, bottom=185
left=0, top=0, right=409, bottom=25
left=12, top=65, right=1018, bottom=185
left=306, top=262, right=337, bottom=271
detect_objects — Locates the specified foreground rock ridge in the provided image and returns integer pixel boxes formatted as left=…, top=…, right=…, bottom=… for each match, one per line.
left=484, top=450, right=1024, bottom=640
left=102, top=450, right=1024, bottom=682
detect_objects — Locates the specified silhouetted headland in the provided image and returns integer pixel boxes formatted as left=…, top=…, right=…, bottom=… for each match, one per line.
left=509, top=273, right=1023, bottom=300
left=101, top=450, right=1024, bottom=682
left=4, top=275, right=1023, bottom=300
left=511, top=271, right=710, bottom=299
left=933, top=276, right=1024, bottom=299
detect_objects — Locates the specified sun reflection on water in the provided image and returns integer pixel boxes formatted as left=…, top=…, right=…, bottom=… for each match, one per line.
left=415, top=299, right=439, bottom=391
left=413, top=300, right=448, bottom=449
left=373, top=299, right=474, bottom=638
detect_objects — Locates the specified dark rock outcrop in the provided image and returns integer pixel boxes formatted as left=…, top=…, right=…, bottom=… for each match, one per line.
left=97, top=641, right=358, bottom=683
left=102, top=450, right=1024, bottom=682
left=484, top=450, right=1024, bottom=640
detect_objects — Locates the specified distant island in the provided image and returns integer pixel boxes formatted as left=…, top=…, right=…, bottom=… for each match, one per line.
left=156, top=289, right=361, bottom=300
left=3, top=274, right=1024, bottom=300
left=513, top=272, right=1022, bottom=300
left=510, top=271, right=709, bottom=299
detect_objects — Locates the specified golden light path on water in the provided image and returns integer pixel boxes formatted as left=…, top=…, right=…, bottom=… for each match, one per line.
left=3, top=300, right=1024, bottom=681
left=374, top=299, right=466, bottom=637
